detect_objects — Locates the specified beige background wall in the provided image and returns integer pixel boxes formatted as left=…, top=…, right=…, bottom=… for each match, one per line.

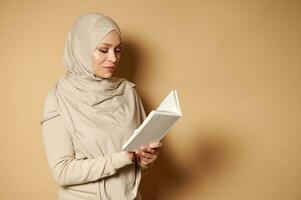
left=0, top=0, right=300, bottom=199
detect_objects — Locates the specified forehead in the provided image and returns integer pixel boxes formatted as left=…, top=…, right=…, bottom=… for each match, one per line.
left=99, top=30, right=122, bottom=46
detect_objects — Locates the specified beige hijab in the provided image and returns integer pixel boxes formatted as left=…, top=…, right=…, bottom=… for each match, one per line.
left=41, top=13, right=146, bottom=199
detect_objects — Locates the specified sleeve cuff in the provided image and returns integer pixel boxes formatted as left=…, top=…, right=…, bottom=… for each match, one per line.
left=111, top=151, right=134, bottom=170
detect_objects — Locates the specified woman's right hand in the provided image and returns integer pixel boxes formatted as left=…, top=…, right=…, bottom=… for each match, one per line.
left=135, top=141, right=162, bottom=167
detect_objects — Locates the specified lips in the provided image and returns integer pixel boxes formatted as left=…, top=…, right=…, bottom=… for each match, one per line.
left=103, top=66, right=115, bottom=72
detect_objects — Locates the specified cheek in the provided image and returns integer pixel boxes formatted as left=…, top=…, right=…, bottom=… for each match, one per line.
left=93, top=53, right=106, bottom=64
left=92, top=53, right=106, bottom=70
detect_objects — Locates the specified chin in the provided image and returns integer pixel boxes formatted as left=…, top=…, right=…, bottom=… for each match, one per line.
left=95, top=73, right=114, bottom=79
left=104, top=73, right=114, bottom=79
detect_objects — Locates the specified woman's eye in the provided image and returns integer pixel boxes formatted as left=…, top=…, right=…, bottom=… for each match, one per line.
left=97, top=47, right=122, bottom=53
left=98, top=49, right=108, bottom=53
left=115, top=48, right=122, bottom=53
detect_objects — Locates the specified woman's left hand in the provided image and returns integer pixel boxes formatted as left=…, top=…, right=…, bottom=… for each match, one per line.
left=135, top=141, right=162, bottom=167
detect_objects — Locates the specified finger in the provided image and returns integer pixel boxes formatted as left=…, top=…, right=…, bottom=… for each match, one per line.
left=135, top=149, right=142, bottom=156
left=139, top=156, right=157, bottom=166
left=139, top=152, right=157, bottom=160
left=139, top=152, right=153, bottom=159
left=146, top=146, right=154, bottom=153
left=149, top=141, right=162, bottom=149
left=139, top=156, right=153, bottom=164
left=139, top=159, right=151, bottom=166
left=146, top=147, right=161, bottom=155
left=135, top=146, right=146, bottom=156
left=140, top=145, right=148, bottom=152
left=139, top=145, right=160, bottom=154
left=142, top=146, right=155, bottom=154
left=149, top=148, right=159, bottom=154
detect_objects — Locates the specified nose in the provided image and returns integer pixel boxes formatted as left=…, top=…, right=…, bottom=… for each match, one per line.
left=108, top=51, right=117, bottom=63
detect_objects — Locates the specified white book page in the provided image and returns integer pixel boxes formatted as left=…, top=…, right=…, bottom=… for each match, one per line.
left=157, top=90, right=182, bottom=115
left=122, top=111, right=180, bottom=151
left=122, top=90, right=182, bottom=151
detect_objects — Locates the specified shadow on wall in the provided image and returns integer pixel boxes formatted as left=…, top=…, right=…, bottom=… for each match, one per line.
left=139, top=129, right=241, bottom=200
left=114, top=39, right=145, bottom=83
left=116, top=39, right=242, bottom=200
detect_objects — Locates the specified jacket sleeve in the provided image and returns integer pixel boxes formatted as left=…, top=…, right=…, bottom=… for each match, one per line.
left=41, top=92, right=133, bottom=187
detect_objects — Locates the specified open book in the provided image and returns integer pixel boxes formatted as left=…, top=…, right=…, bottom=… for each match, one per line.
left=122, top=90, right=182, bottom=151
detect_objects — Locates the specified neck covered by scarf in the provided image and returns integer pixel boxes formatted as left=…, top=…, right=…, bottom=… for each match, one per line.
left=41, top=13, right=146, bottom=199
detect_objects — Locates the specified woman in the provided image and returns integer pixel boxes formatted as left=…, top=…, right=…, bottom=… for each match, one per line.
left=41, top=12, right=161, bottom=200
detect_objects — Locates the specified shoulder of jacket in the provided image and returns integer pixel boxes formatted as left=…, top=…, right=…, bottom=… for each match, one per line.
left=126, top=80, right=136, bottom=88
left=41, top=85, right=60, bottom=125
left=117, top=77, right=136, bottom=88
left=44, top=86, right=58, bottom=110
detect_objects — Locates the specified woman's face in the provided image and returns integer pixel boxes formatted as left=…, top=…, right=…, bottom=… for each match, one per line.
left=92, top=30, right=122, bottom=78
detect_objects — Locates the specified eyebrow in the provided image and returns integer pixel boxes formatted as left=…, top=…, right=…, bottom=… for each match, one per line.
left=100, top=42, right=122, bottom=46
